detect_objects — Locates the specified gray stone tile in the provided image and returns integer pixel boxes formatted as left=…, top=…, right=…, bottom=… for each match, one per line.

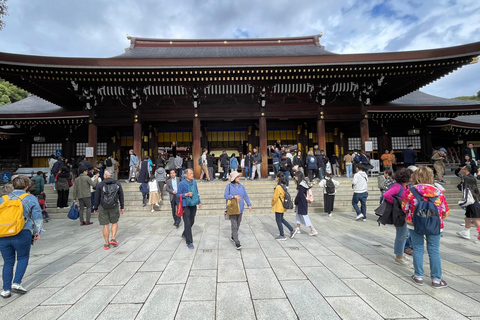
left=182, top=276, right=216, bottom=301
left=281, top=280, right=340, bottom=319
left=136, top=284, right=184, bottom=320
left=85, top=250, right=129, bottom=273
left=111, top=272, right=161, bottom=303
left=302, top=266, right=356, bottom=297
left=0, top=287, right=59, bottom=320
left=98, top=261, right=143, bottom=286
left=42, top=273, right=106, bottom=305
left=258, top=240, right=290, bottom=258
left=123, top=237, right=161, bottom=261
left=295, top=236, right=335, bottom=256
left=189, top=269, right=217, bottom=277
left=217, top=258, right=246, bottom=282
left=218, top=248, right=241, bottom=259
left=58, top=285, right=121, bottom=320
left=156, top=235, right=183, bottom=251
left=216, top=282, right=255, bottom=320
left=175, top=301, right=216, bottom=320
left=192, top=249, right=218, bottom=269
left=241, top=248, right=270, bottom=269
left=268, top=257, right=307, bottom=280
left=285, top=246, right=323, bottom=267
left=316, top=255, right=366, bottom=279
left=138, top=250, right=174, bottom=272
left=253, top=299, right=297, bottom=320
left=356, top=265, right=423, bottom=295
left=20, top=273, right=52, bottom=290
left=326, top=296, right=384, bottom=320
left=246, top=268, right=285, bottom=299
left=343, top=278, right=420, bottom=319
left=20, top=305, right=71, bottom=320
left=96, top=304, right=142, bottom=320
left=37, top=262, right=94, bottom=288
left=158, top=259, right=193, bottom=284
left=466, top=292, right=480, bottom=302
left=397, top=294, right=469, bottom=320
left=442, top=260, right=480, bottom=276
left=328, top=245, right=375, bottom=265
left=35, top=254, right=87, bottom=274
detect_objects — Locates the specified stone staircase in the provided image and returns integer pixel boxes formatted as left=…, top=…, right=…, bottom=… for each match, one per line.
left=41, top=173, right=464, bottom=219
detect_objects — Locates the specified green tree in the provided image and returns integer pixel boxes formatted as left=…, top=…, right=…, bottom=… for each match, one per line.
left=0, top=0, right=7, bottom=31
left=0, top=78, right=29, bottom=106
left=477, top=90, right=480, bottom=99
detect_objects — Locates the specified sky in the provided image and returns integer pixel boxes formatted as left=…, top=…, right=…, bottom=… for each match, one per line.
left=0, top=0, right=479, bottom=98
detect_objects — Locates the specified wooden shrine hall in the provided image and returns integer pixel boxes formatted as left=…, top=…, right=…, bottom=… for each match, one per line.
left=1, top=34, right=480, bottom=178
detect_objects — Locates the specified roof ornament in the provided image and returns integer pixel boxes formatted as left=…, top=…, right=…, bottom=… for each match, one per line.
left=314, top=32, right=324, bottom=48
left=126, top=34, right=132, bottom=40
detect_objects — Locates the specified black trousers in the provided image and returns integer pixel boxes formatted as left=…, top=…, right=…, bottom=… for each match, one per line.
left=182, top=206, right=197, bottom=245
left=57, top=189, right=69, bottom=208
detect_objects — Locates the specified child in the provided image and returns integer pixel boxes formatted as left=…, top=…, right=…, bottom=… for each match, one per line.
left=148, top=176, right=160, bottom=213
left=139, top=178, right=149, bottom=207
left=37, top=193, right=50, bottom=222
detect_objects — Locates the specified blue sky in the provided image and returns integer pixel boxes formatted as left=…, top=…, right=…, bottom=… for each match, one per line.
left=0, top=0, right=479, bottom=98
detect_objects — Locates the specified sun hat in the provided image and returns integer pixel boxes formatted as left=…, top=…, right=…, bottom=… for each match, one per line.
left=229, top=171, right=241, bottom=182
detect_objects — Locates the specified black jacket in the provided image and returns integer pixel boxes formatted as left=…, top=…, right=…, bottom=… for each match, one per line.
left=293, top=156, right=304, bottom=168
left=220, top=154, right=229, bottom=166
left=279, top=157, right=292, bottom=172
left=252, top=152, right=262, bottom=164
left=294, top=185, right=309, bottom=215
left=93, top=178, right=125, bottom=210
left=245, top=155, right=253, bottom=167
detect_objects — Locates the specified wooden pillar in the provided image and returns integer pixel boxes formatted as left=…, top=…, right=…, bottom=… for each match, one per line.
left=333, top=127, right=341, bottom=173
left=19, top=138, right=31, bottom=167
left=422, top=128, right=432, bottom=162
left=193, top=117, right=201, bottom=179
left=62, top=136, right=74, bottom=162
left=360, top=118, right=370, bottom=152
left=259, top=116, right=268, bottom=178
left=133, top=122, right=142, bottom=160
left=340, top=131, right=346, bottom=171
left=382, top=127, right=392, bottom=152
left=88, top=122, right=97, bottom=165
left=317, top=118, right=326, bottom=151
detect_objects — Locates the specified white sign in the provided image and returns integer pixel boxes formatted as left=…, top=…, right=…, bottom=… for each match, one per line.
left=85, top=147, right=94, bottom=158
left=365, top=141, right=373, bottom=152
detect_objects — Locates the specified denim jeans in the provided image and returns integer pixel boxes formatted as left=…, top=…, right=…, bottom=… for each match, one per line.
left=308, top=169, right=316, bottom=182
left=352, top=192, right=368, bottom=218
left=273, top=163, right=280, bottom=175
left=394, top=222, right=409, bottom=256
left=346, top=163, right=353, bottom=178
left=283, top=170, right=290, bottom=186
left=275, top=212, right=293, bottom=237
left=222, top=165, right=229, bottom=179
left=317, top=168, right=324, bottom=180
left=404, top=231, right=412, bottom=250
left=0, top=229, right=32, bottom=291
left=410, top=230, right=442, bottom=281
left=245, top=167, right=251, bottom=179
left=182, top=206, right=197, bottom=245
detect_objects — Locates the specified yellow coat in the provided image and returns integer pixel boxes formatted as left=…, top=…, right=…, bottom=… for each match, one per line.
left=271, top=185, right=286, bottom=213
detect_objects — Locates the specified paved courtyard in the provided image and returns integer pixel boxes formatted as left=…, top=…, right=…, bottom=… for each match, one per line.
left=1, top=207, right=480, bottom=320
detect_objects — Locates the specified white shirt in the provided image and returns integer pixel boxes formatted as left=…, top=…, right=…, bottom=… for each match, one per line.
left=240, top=158, right=245, bottom=168
left=148, top=180, right=158, bottom=192
left=352, top=171, right=368, bottom=193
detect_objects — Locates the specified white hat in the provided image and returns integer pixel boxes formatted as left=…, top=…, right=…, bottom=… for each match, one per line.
left=229, top=171, right=241, bottom=182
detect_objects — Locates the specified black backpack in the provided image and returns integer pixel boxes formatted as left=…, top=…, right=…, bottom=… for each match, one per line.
left=102, top=183, right=119, bottom=209
left=280, top=186, right=294, bottom=210
left=198, top=156, right=202, bottom=166
left=325, top=179, right=335, bottom=194
left=106, top=158, right=113, bottom=167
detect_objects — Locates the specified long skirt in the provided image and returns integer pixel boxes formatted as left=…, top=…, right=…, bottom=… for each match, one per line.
left=324, top=193, right=335, bottom=213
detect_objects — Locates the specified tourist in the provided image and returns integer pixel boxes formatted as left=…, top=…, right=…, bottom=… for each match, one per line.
left=401, top=145, right=417, bottom=168
left=139, top=178, right=149, bottom=207
left=230, top=153, right=239, bottom=173
left=431, top=147, right=446, bottom=183
left=30, top=171, right=45, bottom=196
left=318, top=173, right=340, bottom=217
left=55, top=166, right=72, bottom=209
left=294, top=171, right=318, bottom=234
left=155, top=163, right=166, bottom=200
left=457, top=166, right=480, bottom=240
left=166, top=169, right=182, bottom=228
left=464, top=143, right=479, bottom=163
left=177, top=168, right=202, bottom=249
left=127, top=149, right=139, bottom=182
left=207, top=152, right=215, bottom=181
left=306, top=150, right=318, bottom=183
left=73, top=165, right=98, bottom=225
left=330, top=153, right=340, bottom=177
left=199, top=149, right=211, bottom=182
left=390, top=150, right=398, bottom=172
left=93, top=170, right=124, bottom=250
left=113, top=158, right=120, bottom=180
left=402, top=166, right=449, bottom=288
left=286, top=149, right=293, bottom=162
left=251, top=148, right=262, bottom=180
left=220, top=151, right=229, bottom=181
left=0, top=175, right=44, bottom=298
left=352, top=164, right=369, bottom=221
left=344, top=152, right=353, bottom=178
left=105, top=156, right=115, bottom=176
left=315, top=150, right=327, bottom=181
left=279, top=152, right=293, bottom=188
left=244, top=151, right=253, bottom=180
left=48, top=154, right=57, bottom=184
left=379, top=169, right=394, bottom=203
left=271, top=172, right=295, bottom=240
left=166, top=154, right=175, bottom=175
left=382, top=168, right=412, bottom=265
left=174, top=154, right=183, bottom=179
left=293, top=150, right=304, bottom=174
left=224, top=171, right=252, bottom=250
left=155, top=153, right=165, bottom=170
left=148, top=176, right=160, bottom=213
left=136, top=156, right=150, bottom=183
left=210, top=153, right=217, bottom=180
left=269, top=146, right=281, bottom=177
left=89, top=167, right=101, bottom=214
left=381, top=149, right=393, bottom=171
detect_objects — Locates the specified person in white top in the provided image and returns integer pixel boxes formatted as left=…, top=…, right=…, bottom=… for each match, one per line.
left=318, top=174, right=340, bottom=217
left=148, top=176, right=160, bottom=213
left=352, top=164, right=369, bottom=221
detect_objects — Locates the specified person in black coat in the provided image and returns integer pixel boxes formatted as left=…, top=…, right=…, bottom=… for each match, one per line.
left=279, top=153, right=293, bottom=187
left=293, top=171, right=317, bottom=235
left=136, top=157, right=150, bottom=183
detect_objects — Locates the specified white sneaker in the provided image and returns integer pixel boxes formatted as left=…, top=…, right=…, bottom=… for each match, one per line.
left=1, top=290, right=11, bottom=298
left=11, top=283, right=27, bottom=294
left=460, top=223, right=465, bottom=226
left=457, top=230, right=471, bottom=240
left=310, top=229, right=318, bottom=236
left=362, top=219, right=366, bottom=222
left=295, top=227, right=301, bottom=234
left=394, top=257, right=409, bottom=266
left=150, top=209, right=155, bottom=213
left=328, top=213, right=332, bottom=217
left=355, top=214, right=363, bottom=221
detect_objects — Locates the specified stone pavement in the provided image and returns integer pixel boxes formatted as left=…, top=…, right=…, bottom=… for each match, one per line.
left=1, top=207, right=480, bottom=319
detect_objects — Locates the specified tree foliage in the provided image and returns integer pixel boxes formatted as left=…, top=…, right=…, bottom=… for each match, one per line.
left=454, top=90, right=480, bottom=101
left=0, top=0, right=7, bottom=31
left=0, top=79, right=29, bottom=106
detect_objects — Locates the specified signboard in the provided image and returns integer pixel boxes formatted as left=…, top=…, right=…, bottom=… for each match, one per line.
left=55, top=149, right=62, bottom=157
left=365, top=141, right=373, bottom=152
left=85, top=147, right=94, bottom=158
left=1, top=173, right=11, bottom=181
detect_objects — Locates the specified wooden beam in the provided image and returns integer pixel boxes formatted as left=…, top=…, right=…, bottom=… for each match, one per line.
left=317, top=118, right=326, bottom=151
left=88, top=123, right=97, bottom=165
left=193, top=117, right=201, bottom=179
left=259, top=116, right=268, bottom=178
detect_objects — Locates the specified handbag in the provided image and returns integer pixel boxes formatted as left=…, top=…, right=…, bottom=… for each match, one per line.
left=458, top=188, right=475, bottom=207
left=176, top=194, right=184, bottom=217
left=67, top=202, right=79, bottom=220
left=226, top=198, right=240, bottom=215
left=67, top=179, right=73, bottom=187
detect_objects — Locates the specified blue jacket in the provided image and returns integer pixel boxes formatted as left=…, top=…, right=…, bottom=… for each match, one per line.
left=129, top=154, right=139, bottom=166
left=269, top=149, right=281, bottom=163
left=139, top=182, right=149, bottom=194
left=177, top=179, right=201, bottom=207
left=0, top=190, right=44, bottom=236
left=230, top=157, right=238, bottom=170
left=224, top=183, right=251, bottom=213
left=402, top=148, right=417, bottom=165
left=306, top=155, right=318, bottom=170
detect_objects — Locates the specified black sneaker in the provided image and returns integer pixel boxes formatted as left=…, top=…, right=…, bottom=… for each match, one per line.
left=236, top=243, right=242, bottom=250
left=411, top=275, right=424, bottom=286
left=432, top=279, right=448, bottom=289
left=230, top=237, right=235, bottom=243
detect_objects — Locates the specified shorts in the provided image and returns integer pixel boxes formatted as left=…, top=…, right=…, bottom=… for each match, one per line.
left=98, top=206, right=120, bottom=225
left=466, top=203, right=480, bottom=219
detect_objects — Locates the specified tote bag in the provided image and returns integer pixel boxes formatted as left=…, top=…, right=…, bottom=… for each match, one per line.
left=226, top=198, right=240, bottom=215
left=176, top=195, right=184, bottom=217
left=67, top=202, right=79, bottom=220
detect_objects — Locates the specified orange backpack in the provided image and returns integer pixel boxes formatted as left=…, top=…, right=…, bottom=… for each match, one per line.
left=0, top=193, right=29, bottom=237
